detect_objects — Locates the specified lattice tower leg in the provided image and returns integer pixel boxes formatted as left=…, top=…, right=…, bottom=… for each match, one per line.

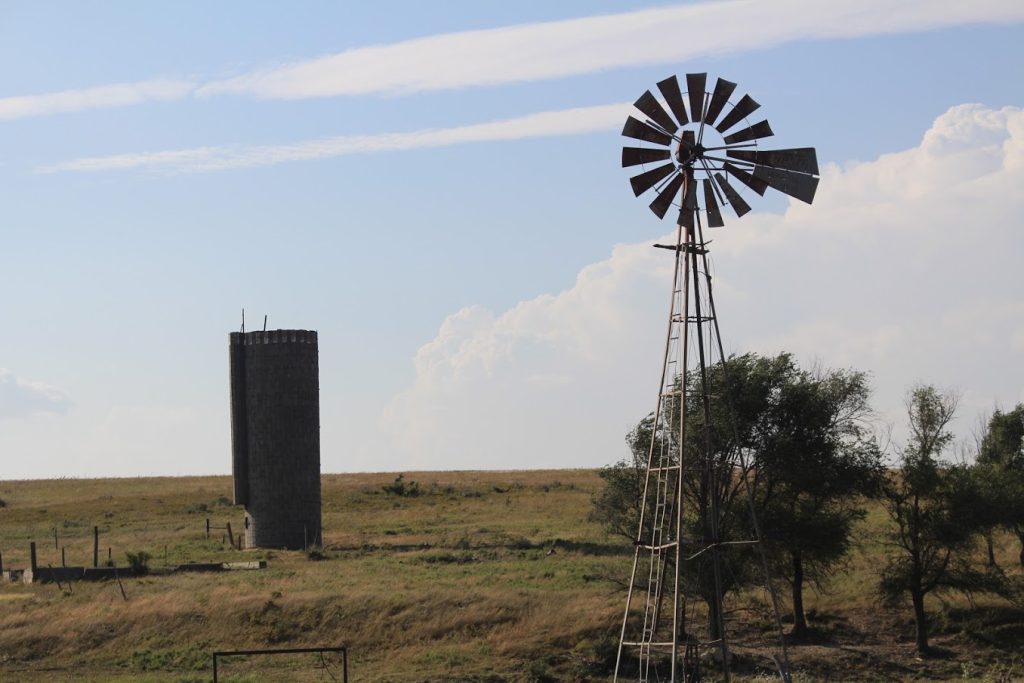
left=614, top=207, right=792, bottom=682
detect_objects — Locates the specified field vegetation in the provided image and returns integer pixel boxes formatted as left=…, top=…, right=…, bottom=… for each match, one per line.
left=0, top=469, right=1021, bottom=681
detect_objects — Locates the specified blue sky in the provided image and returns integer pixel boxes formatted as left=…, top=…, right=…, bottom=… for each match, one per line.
left=2, top=1, right=1023, bottom=478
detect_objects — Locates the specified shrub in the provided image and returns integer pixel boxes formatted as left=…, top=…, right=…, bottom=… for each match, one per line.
left=382, top=474, right=420, bottom=497
left=125, top=550, right=151, bottom=575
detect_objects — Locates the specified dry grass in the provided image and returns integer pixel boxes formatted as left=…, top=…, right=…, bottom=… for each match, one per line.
left=0, top=471, right=1022, bottom=681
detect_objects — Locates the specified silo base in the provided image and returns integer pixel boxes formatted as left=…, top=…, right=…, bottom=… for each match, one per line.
left=243, top=510, right=321, bottom=550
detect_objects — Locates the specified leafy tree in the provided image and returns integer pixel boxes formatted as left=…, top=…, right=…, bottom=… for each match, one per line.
left=592, top=352, right=884, bottom=638
left=754, top=366, right=885, bottom=637
left=879, top=385, right=1010, bottom=653
left=975, top=405, right=1024, bottom=566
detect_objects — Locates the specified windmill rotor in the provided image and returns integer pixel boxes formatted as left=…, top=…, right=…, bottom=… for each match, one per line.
left=622, top=73, right=819, bottom=226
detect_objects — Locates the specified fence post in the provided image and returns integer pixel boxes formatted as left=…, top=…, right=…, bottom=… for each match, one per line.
left=53, top=528, right=58, bottom=550
left=226, top=522, right=234, bottom=548
left=93, top=527, right=99, bottom=568
left=61, top=547, right=66, bottom=567
left=206, top=518, right=210, bottom=539
left=30, top=541, right=37, bottom=573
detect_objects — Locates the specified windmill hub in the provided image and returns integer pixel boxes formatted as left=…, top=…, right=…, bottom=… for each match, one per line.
left=675, top=142, right=704, bottom=166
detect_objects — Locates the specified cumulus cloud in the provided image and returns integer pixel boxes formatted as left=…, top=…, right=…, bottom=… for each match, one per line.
left=199, top=0, right=1024, bottom=100
left=0, top=369, right=72, bottom=419
left=380, top=104, right=1024, bottom=469
left=37, top=102, right=628, bottom=174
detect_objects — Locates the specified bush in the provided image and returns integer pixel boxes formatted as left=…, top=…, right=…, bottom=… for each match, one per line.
left=125, top=550, right=151, bottom=575
left=382, top=474, right=420, bottom=497
left=0, top=496, right=6, bottom=508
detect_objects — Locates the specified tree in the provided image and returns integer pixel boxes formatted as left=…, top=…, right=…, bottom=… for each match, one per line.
left=754, top=366, right=885, bottom=637
left=592, top=352, right=885, bottom=638
left=975, top=404, right=1024, bottom=566
left=879, top=385, right=1008, bottom=653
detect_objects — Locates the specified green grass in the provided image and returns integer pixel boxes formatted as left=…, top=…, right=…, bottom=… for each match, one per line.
left=0, top=470, right=1022, bottom=681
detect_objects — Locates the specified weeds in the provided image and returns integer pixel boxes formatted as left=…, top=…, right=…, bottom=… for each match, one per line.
left=124, top=550, right=151, bottom=575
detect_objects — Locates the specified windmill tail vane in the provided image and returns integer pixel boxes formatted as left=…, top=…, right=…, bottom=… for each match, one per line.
left=614, top=73, right=818, bottom=683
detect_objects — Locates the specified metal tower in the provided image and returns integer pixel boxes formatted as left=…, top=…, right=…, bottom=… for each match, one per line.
left=613, top=73, right=820, bottom=681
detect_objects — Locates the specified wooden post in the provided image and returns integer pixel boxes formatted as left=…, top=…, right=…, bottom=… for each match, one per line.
left=93, top=527, right=99, bottom=568
left=226, top=522, right=234, bottom=548
left=206, top=518, right=211, bottom=538
left=0, top=549, right=4, bottom=575
left=30, top=542, right=37, bottom=572
left=61, top=547, right=66, bottom=567
left=107, top=547, right=112, bottom=565
left=53, top=528, right=58, bottom=550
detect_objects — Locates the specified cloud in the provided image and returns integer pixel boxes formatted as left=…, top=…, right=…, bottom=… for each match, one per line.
left=38, top=102, right=628, bottom=173
left=0, top=80, right=194, bottom=121
left=379, top=104, right=1024, bottom=469
left=6, top=1, right=1022, bottom=121
left=0, top=369, right=72, bottom=419
left=199, top=0, right=1024, bottom=100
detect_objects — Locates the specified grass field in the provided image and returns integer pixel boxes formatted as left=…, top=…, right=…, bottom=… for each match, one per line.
left=0, top=470, right=1022, bottom=682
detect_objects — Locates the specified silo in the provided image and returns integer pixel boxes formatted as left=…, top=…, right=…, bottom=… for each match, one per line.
left=229, top=329, right=321, bottom=549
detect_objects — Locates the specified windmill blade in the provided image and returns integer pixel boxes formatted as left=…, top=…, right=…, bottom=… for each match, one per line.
left=724, top=162, right=768, bottom=196
left=678, top=204, right=695, bottom=229
left=634, top=90, right=678, bottom=135
left=715, top=94, right=761, bottom=134
left=622, top=116, right=674, bottom=147
left=630, top=162, right=677, bottom=197
left=753, top=165, right=819, bottom=204
left=678, top=170, right=697, bottom=227
left=648, top=172, right=686, bottom=219
left=714, top=172, right=752, bottom=217
left=727, top=147, right=819, bottom=175
left=723, top=120, right=774, bottom=144
left=686, top=73, right=707, bottom=122
left=703, top=78, right=736, bottom=128
left=656, top=75, right=689, bottom=127
left=683, top=170, right=697, bottom=210
left=622, top=146, right=672, bottom=168
left=703, top=179, right=725, bottom=227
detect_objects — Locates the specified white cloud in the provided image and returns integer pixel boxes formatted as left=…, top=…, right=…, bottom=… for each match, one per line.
left=5, top=0, right=1022, bottom=121
left=0, top=80, right=194, bottom=121
left=0, top=369, right=72, bottom=419
left=379, top=104, right=1024, bottom=469
left=37, top=102, right=629, bottom=173
left=198, top=0, right=1024, bottom=100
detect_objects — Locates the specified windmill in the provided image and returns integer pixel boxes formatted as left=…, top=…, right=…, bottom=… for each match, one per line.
left=614, top=73, right=819, bottom=682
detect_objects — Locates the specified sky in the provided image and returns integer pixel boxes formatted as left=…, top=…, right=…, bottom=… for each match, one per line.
left=1, top=1, right=1023, bottom=479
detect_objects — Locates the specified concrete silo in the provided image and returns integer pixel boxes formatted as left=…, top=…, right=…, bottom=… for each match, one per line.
left=229, top=329, right=321, bottom=549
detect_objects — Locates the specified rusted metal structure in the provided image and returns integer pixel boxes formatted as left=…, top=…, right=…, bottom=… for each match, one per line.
left=614, top=73, right=820, bottom=682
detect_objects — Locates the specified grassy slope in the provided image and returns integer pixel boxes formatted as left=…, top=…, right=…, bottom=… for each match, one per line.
left=0, top=471, right=1021, bottom=682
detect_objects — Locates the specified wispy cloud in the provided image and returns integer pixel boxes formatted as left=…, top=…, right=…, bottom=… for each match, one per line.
left=198, top=0, right=1024, bottom=99
left=0, top=80, right=194, bottom=121
left=0, top=369, right=72, bottom=419
left=37, top=102, right=629, bottom=174
left=5, top=0, right=1023, bottom=121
